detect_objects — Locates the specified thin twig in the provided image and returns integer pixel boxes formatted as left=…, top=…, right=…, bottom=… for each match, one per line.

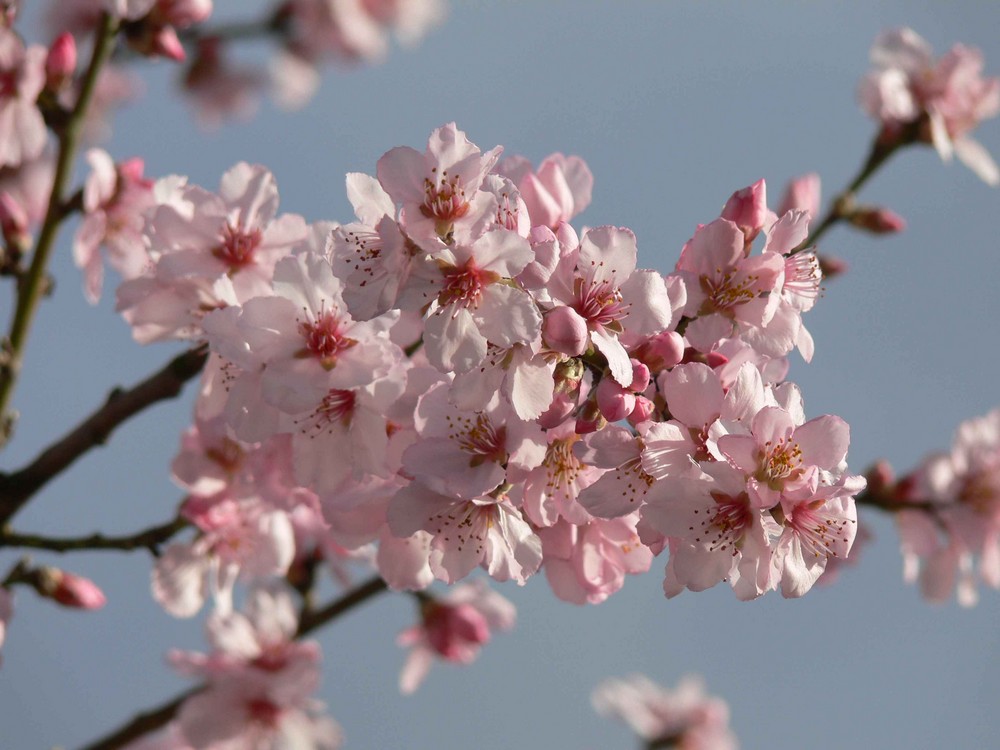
left=0, top=516, right=188, bottom=555
left=0, top=345, right=208, bottom=526
left=0, top=13, right=120, bottom=442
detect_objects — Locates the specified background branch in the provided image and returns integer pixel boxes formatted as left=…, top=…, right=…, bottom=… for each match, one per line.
left=0, top=345, right=207, bottom=527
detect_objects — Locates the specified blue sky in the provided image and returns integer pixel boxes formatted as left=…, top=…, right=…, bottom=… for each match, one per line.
left=3, top=2, right=1000, bottom=748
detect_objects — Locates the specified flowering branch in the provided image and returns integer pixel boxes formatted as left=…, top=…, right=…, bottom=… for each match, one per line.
left=0, top=13, right=120, bottom=443
left=0, top=345, right=208, bottom=527
left=794, top=122, right=919, bottom=253
left=0, top=516, right=187, bottom=555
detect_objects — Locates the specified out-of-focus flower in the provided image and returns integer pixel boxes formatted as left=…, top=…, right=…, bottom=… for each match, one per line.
left=593, top=674, right=738, bottom=750
left=859, top=27, right=1000, bottom=184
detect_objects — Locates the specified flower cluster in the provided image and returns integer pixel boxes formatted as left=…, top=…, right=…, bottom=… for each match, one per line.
left=95, top=122, right=864, bottom=631
left=859, top=27, right=1000, bottom=184
left=877, top=409, right=1000, bottom=606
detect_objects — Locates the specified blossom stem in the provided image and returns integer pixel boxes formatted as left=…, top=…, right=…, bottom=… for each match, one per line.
left=0, top=345, right=208, bottom=527
left=74, top=575, right=390, bottom=750
left=0, top=516, right=187, bottom=555
left=0, top=13, right=120, bottom=446
left=792, top=126, right=915, bottom=254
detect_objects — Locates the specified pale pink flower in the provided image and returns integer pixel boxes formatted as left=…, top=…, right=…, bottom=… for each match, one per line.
left=497, top=152, right=594, bottom=229
left=901, top=408, right=1000, bottom=604
left=0, top=28, right=47, bottom=169
left=153, top=499, right=295, bottom=617
left=859, top=28, right=1000, bottom=184
left=521, top=422, right=602, bottom=527
left=777, top=173, right=820, bottom=219
left=377, top=122, right=501, bottom=247
left=421, top=228, right=541, bottom=374
left=396, top=579, right=514, bottom=693
left=539, top=515, right=652, bottom=604
left=548, top=225, right=674, bottom=385
left=387, top=483, right=542, bottom=585
left=593, top=674, right=738, bottom=750
left=74, top=148, right=155, bottom=303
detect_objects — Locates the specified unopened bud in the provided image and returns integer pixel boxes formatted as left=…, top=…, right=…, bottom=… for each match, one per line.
left=575, top=399, right=606, bottom=434
left=628, top=359, right=650, bottom=394
left=38, top=569, right=106, bottom=610
left=817, top=253, right=848, bottom=278
left=46, top=33, right=77, bottom=90
left=721, top=178, right=768, bottom=242
left=596, top=376, right=635, bottom=423
left=423, top=602, right=490, bottom=661
left=0, top=191, right=29, bottom=256
left=627, top=395, right=656, bottom=427
left=849, top=206, right=906, bottom=235
left=543, top=306, right=589, bottom=356
left=634, top=330, right=684, bottom=371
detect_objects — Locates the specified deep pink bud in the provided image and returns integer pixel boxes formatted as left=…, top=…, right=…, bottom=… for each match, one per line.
left=543, top=306, right=589, bottom=356
left=628, top=360, right=650, bottom=394
left=627, top=395, right=656, bottom=427
left=151, top=26, right=186, bottom=61
left=705, top=351, right=729, bottom=369
left=423, top=603, right=490, bottom=661
left=575, top=399, right=606, bottom=434
left=849, top=206, right=906, bottom=234
left=634, top=330, right=685, bottom=371
left=46, top=33, right=77, bottom=89
left=42, top=570, right=107, bottom=609
left=596, top=376, right=635, bottom=423
left=721, top=179, right=768, bottom=241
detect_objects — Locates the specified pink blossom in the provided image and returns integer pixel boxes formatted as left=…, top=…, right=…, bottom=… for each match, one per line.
left=548, top=225, right=674, bottom=385
left=387, top=483, right=542, bottom=585
left=777, top=172, right=820, bottom=219
left=0, top=28, right=48, bottom=169
left=593, top=674, right=738, bottom=750
left=497, top=152, right=594, bottom=228
left=377, top=122, right=501, bottom=247
left=539, top=515, right=652, bottom=604
left=40, top=569, right=107, bottom=609
left=74, top=148, right=155, bottom=303
left=859, top=28, right=1000, bottom=184
left=396, top=579, right=514, bottom=693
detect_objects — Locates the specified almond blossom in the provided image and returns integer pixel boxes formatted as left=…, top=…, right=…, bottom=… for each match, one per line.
left=593, top=674, right=738, bottom=750
left=859, top=27, right=1000, bottom=184
left=396, top=579, right=514, bottom=693
left=0, top=27, right=47, bottom=169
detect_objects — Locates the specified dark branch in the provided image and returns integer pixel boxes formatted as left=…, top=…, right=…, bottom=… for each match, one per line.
left=0, top=345, right=207, bottom=526
left=0, top=516, right=188, bottom=555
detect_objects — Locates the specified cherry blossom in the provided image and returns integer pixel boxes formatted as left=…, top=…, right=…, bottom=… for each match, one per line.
left=859, top=27, right=1000, bottom=184
left=396, top=579, right=514, bottom=693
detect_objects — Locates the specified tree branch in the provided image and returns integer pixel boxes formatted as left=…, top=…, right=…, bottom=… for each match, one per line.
left=0, top=13, right=120, bottom=443
left=0, top=345, right=208, bottom=527
left=0, top=516, right=188, bottom=555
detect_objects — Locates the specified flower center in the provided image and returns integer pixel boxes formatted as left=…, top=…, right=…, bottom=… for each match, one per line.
left=574, top=278, right=627, bottom=330
left=437, top=258, right=499, bottom=309
left=212, top=222, right=262, bottom=269
left=298, top=308, right=358, bottom=370
left=757, top=437, right=803, bottom=488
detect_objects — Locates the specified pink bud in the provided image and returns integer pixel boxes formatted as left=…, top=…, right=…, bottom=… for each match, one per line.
left=596, top=376, right=635, bottom=423
left=543, top=306, right=589, bottom=356
left=634, top=330, right=685, bottom=371
left=43, top=570, right=107, bottom=610
left=849, top=206, right=906, bottom=234
left=627, top=395, right=656, bottom=427
left=705, top=351, right=729, bottom=369
left=817, top=253, right=848, bottom=278
left=721, top=179, right=768, bottom=240
left=628, top=360, right=650, bottom=394
left=151, top=26, right=186, bottom=61
left=538, top=392, right=577, bottom=430
left=46, top=33, right=77, bottom=89
left=424, top=603, right=490, bottom=662
left=0, top=191, right=29, bottom=250
left=777, top=172, right=821, bottom=219
left=575, top=400, right=606, bottom=434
